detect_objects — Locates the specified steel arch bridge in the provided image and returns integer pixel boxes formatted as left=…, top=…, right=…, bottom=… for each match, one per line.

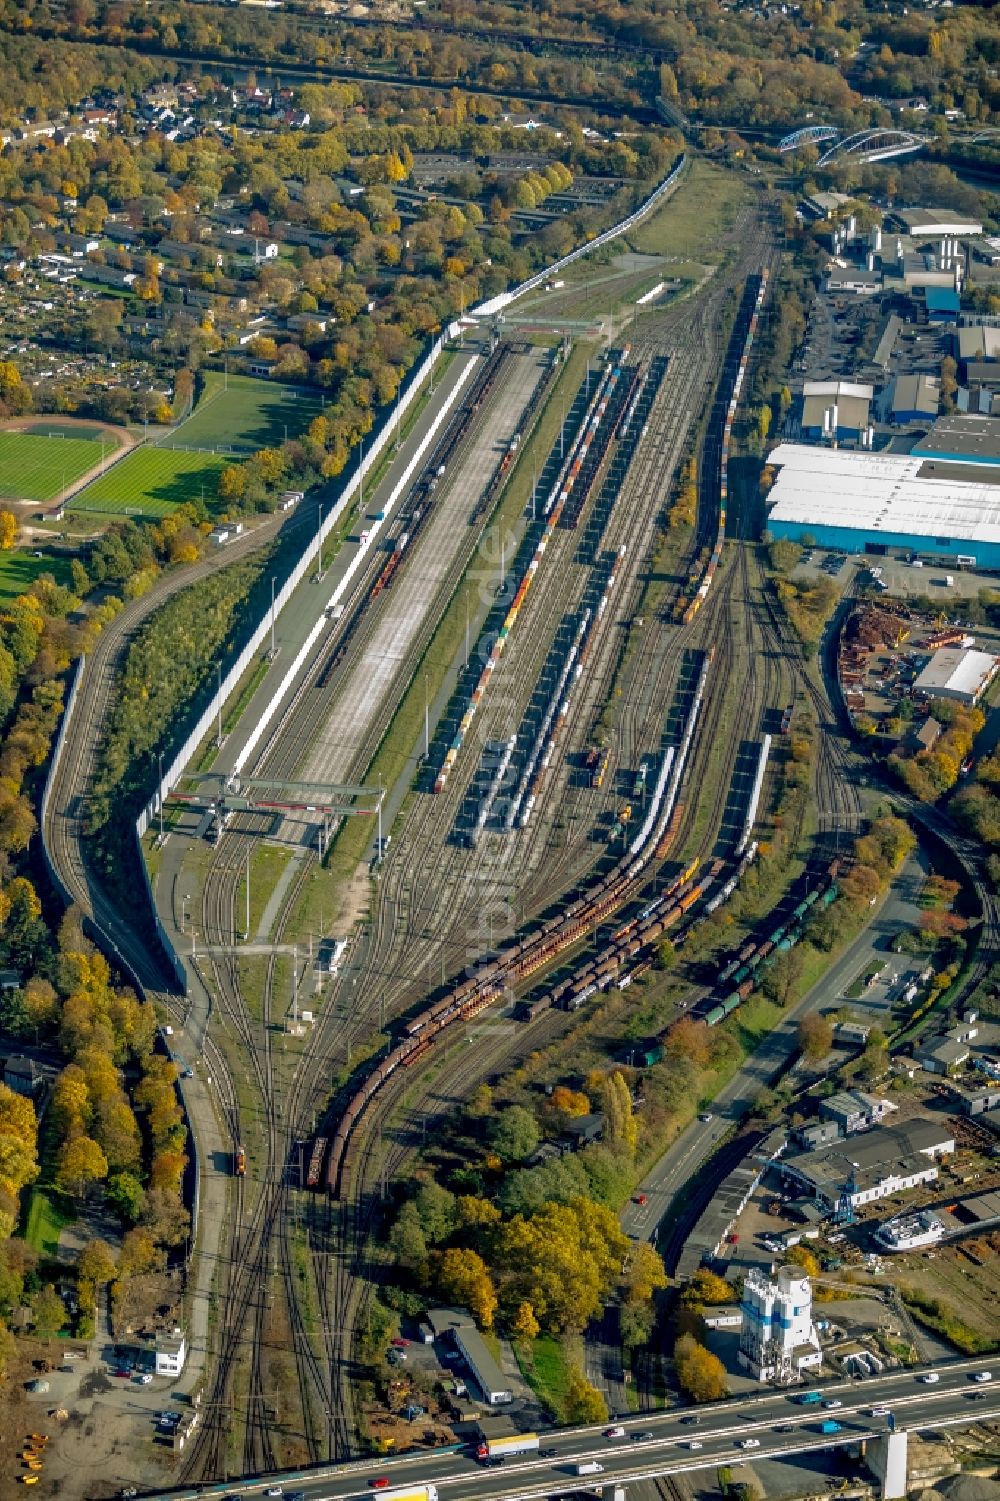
left=816, top=128, right=925, bottom=165
left=778, top=123, right=839, bottom=153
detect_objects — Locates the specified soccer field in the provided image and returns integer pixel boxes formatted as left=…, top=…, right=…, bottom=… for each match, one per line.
left=69, top=445, right=229, bottom=519
left=162, top=373, right=326, bottom=454
left=0, top=431, right=112, bottom=501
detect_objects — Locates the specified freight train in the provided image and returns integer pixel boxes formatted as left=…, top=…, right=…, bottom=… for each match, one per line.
left=319, top=652, right=713, bottom=1196
left=682, top=271, right=769, bottom=624
left=703, top=861, right=840, bottom=1025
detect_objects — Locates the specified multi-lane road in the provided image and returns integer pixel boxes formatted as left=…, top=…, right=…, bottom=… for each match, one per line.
left=154, top=1358, right=1000, bottom=1501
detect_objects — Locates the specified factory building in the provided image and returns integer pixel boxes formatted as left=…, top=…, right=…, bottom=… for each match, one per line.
left=925, top=287, right=961, bottom=323
left=818, top=1090, right=896, bottom=1136
left=780, top=1118, right=955, bottom=1215
left=890, top=208, right=984, bottom=237
left=765, top=443, right=1000, bottom=568
left=958, top=325, right=1000, bottom=364
left=913, top=647, right=999, bottom=706
left=887, top=372, right=941, bottom=424
left=912, top=412, right=1000, bottom=467
left=738, top=1266, right=822, bottom=1382
left=801, top=380, right=873, bottom=440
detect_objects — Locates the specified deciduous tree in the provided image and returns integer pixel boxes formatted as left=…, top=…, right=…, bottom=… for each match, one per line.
left=674, top=1333, right=728, bottom=1402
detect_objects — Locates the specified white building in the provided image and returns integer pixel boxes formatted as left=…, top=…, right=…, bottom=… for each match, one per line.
left=875, top=1209, right=946, bottom=1252
left=913, top=648, right=999, bottom=706
left=738, top=1266, right=823, bottom=1383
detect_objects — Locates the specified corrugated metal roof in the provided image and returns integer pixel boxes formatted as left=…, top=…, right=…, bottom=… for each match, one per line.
left=766, top=443, right=1000, bottom=544
left=803, top=380, right=874, bottom=400
left=914, top=647, right=998, bottom=698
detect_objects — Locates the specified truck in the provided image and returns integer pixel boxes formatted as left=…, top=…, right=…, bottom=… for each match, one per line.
left=381, top=1488, right=439, bottom=1501
left=476, top=1435, right=539, bottom=1461
left=798, top=1391, right=823, bottom=1406
left=575, top=1462, right=604, bottom=1476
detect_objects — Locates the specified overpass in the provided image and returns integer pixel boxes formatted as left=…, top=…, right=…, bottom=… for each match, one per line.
left=148, top=1356, right=1000, bottom=1501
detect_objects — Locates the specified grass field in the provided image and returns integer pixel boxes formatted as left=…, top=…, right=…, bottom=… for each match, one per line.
left=23, top=1188, right=74, bottom=1260
left=162, top=372, right=325, bottom=455
left=628, top=158, right=750, bottom=261
left=0, top=430, right=114, bottom=501
left=69, top=444, right=229, bottom=519
left=0, top=549, right=73, bottom=602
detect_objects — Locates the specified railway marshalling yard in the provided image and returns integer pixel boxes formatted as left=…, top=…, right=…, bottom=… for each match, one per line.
left=41, top=172, right=921, bottom=1498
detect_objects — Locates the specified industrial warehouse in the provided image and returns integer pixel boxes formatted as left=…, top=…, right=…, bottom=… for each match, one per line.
left=765, top=429, right=1000, bottom=567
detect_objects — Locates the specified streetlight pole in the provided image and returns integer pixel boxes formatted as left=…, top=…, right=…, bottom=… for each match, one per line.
left=158, top=751, right=164, bottom=841
left=270, top=576, right=276, bottom=658
left=316, top=505, right=324, bottom=582
left=424, top=674, right=429, bottom=758
left=245, top=847, right=250, bottom=942
left=215, top=663, right=223, bottom=747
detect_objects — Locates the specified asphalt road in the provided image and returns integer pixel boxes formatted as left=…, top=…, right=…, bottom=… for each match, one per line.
left=149, top=1356, right=1000, bottom=1500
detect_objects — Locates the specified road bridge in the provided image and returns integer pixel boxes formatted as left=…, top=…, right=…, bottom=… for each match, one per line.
left=146, top=1356, right=1000, bottom=1501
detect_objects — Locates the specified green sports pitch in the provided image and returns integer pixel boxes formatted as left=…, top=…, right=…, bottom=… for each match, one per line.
left=162, top=373, right=325, bottom=455
left=69, top=445, right=229, bottom=519
left=0, top=430, right=114, bottom=502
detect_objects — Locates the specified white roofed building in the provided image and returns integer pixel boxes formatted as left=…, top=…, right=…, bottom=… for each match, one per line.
left=765, top=443, right=1000, bottom=569
left=892, top=208, right=984, bottom=237
left=913, top=648, right=999, bottom=705
left=801, top=380, right=873, bottom=439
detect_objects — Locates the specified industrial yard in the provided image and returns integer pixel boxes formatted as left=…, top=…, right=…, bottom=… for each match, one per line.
left=22, top=105, right=1000, bottom=1501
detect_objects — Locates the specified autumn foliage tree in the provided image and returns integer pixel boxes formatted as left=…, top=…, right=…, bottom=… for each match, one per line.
left=798, top=1011, right=834, bottom=1060
left=674, top=1333, right=728, bottom=1402
left=435, top=1247, right=497, bottom=1329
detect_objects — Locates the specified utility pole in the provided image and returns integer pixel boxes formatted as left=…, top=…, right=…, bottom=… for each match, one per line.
left=464, top=589, right=470, bottom=668
left=531, top=469, right=537, bottom=523
left=292, top=946, right=298, bottom=1025
left=499, top=534, right=505, bottom=592
left=245, top=846, right=250, bottom=942
left=424, top=674, right=429, bottom=758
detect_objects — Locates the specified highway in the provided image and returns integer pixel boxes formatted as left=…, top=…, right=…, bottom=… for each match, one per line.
left=152, top=1357, right=1000, bottom=1500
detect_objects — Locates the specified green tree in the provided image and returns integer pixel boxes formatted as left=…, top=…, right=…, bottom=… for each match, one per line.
left=490, top=1105, right=540, bottom=1163
left=414, top=1181, right=456, bottom=1244
left=389, top=1201, right=429, bottom=1271
left=106, top=1171, right=145, bottom=1225
left=32, top=1284, right=67, bottom=1340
